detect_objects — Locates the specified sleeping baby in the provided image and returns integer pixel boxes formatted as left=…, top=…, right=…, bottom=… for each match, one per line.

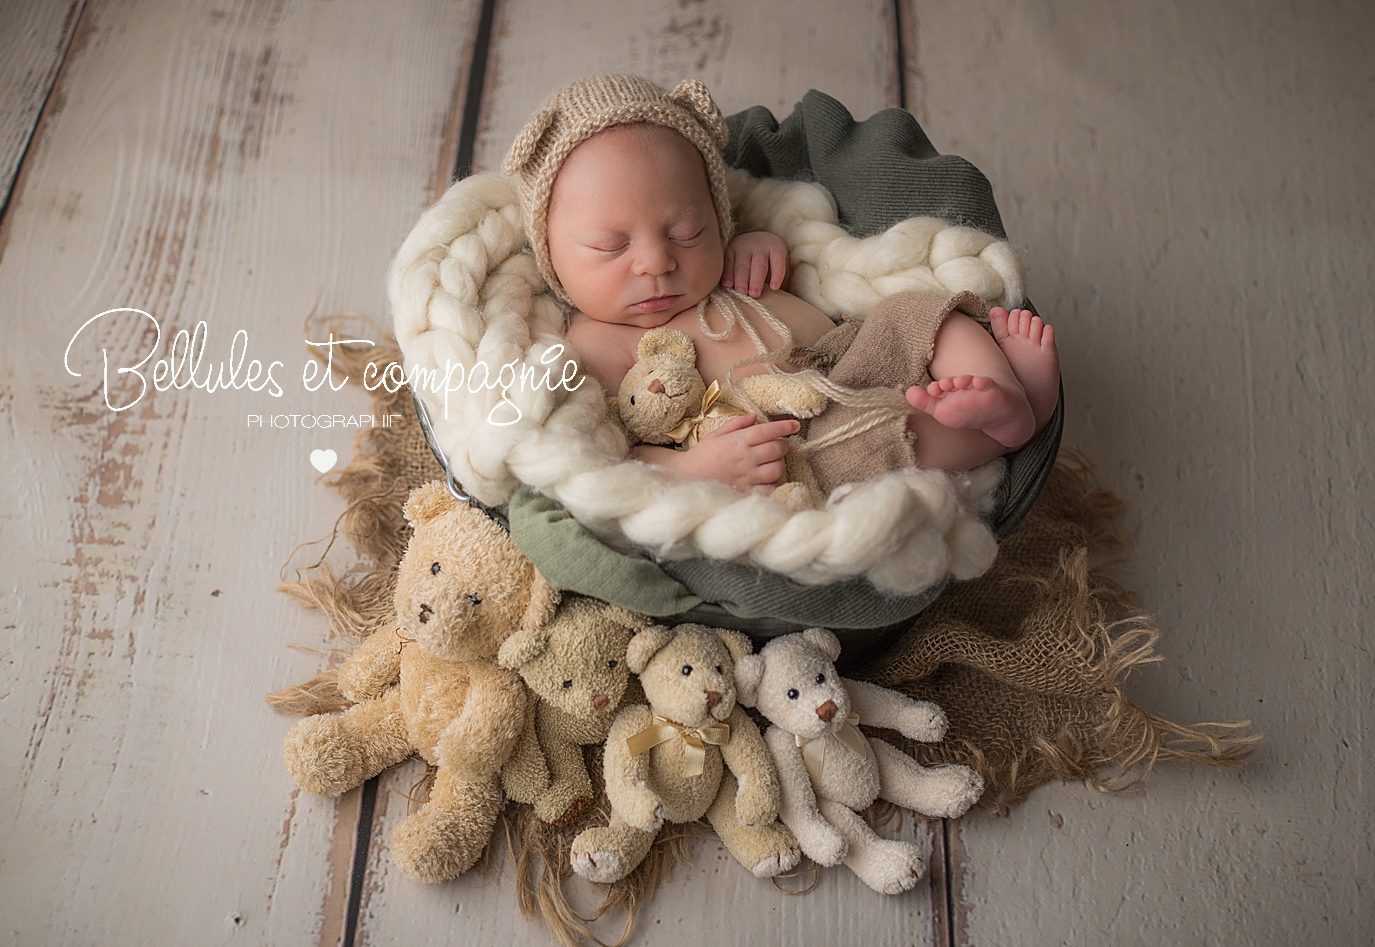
left=502, top=74, right=1059, bottom=496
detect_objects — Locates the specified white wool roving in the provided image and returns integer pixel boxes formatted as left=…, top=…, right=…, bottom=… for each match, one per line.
left=389, top=170, right=1022, bottom=595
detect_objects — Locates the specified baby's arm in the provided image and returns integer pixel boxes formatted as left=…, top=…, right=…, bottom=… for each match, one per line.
left=723, top=231, right=789, bottom=297
left=631, top=415, right=800, bottom=492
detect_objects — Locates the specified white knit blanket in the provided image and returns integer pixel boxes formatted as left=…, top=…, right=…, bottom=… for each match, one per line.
left=389, top=169, right=1024, bottom=594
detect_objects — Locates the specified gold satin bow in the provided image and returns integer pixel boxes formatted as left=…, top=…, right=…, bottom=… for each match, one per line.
left=664, top=380, right=748, bottom=448
left=626, top=714, right=731, bottom=777
left=796, top=713, right=875, bottom=784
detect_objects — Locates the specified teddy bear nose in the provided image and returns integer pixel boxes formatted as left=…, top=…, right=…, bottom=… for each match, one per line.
left=591, top=694, right=609, bottom=710
left=418, top=603, right=434, bottom=624
left=705, top=690, right=722, bottom=710
left=647, top=378, right=665, bottom=394
left=816, top=699, right=838, bottom=722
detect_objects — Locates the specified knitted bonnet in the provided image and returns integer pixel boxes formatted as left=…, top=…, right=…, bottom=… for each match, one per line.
left=501, top=73, right=737, bottom=306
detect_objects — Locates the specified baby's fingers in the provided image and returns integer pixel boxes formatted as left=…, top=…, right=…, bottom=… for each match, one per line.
left=733, top=254, right=753, bottom=297
left=753, top=459, right=786, bottom=485
left=748, top=255, right=769, bottom=297
left=721, top=248, right=735, bottom=288
left=745, top=418, right=801, bottom=444
left=768, top=243, right=788, bottom=290
left=703, top=413, right=757, bottom=439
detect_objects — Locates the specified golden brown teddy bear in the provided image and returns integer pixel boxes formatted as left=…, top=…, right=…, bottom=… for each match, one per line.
left=612, top=327, right=826, bottom=509
left=570, top=624, right=801, bottom=883
left=281, top=481, right=559, bottom=883
left=498, top=597, right=649, bottom=825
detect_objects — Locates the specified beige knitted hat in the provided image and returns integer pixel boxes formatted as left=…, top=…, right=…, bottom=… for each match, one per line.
left=501, top=73, right=736, bottom=306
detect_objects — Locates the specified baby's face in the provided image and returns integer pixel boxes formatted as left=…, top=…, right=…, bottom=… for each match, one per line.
left=547, top=124, right=724, bottom=328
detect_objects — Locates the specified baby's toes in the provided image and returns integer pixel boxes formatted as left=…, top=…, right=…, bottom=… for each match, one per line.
left=1041, top=324, right=1056, bottom=350
left=989, top=306, right=1010, bottom=340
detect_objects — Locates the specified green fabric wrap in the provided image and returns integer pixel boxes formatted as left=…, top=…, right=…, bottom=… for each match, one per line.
left=506, top=89, right=1062, bottom=641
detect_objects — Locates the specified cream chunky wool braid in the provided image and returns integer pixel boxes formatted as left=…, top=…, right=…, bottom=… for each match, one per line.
left=389, top=170, right=1022, bottom=594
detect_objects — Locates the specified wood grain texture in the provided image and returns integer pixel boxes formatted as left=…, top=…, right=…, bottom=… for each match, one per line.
left=0, top=0, right=479, bottom=943
left=0, top=0, right=83, bottom=215
left=904, top=0, right=1374, bottom=943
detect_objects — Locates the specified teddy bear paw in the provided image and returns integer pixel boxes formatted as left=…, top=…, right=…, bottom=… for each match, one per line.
left=283, top=717, right=365, bottom=796
left=800, top=826, right=848, bottom=867
left=875, top=845, right=927, bottom=895
left=750, top=843, right=802, bottom=879
left=571, top=849, right=625, bottom=884
left=919, top=765, right=984, bottom=819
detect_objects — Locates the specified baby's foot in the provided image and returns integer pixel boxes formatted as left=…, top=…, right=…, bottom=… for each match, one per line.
left=906, top=375, right=1035, bottom=448
left=990, top=307, right=1060, bottom=430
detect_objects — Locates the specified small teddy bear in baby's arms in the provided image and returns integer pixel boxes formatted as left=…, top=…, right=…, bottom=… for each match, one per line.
left=612, top=326, right=827, bottom=509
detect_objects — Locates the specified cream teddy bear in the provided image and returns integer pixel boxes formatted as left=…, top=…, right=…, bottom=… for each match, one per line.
left=497, top=597, right=648, bottom=825
left=281, top=481, right=560, bottom=883
left=735, top=629, right=984, bottom=895
left=570, top=623, right=801, bottom=883
left=613, top=327, right=826, bottom=509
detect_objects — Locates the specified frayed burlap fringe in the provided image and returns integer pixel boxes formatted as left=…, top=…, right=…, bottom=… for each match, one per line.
left=266, top=337, right=1258, bottom=942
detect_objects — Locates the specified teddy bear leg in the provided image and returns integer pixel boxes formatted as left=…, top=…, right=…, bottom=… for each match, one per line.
left=870, top=738, right=984, bottom=819
left=389, top=768, right=503, bottom=883
left=569, top=815, right=656, bottom=884
left=816, top=799, right=926, bottom=895
left=705, top=774, right=801, bottom=878
left=534, top=737, right=596, bottom=826
left=283, top=688, right=411, bottom=796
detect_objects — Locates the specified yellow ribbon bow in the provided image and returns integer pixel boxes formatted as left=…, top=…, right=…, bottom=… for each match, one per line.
left=796, top=713, right=875, bottom=784
left=664, top=380, right=749, bottom=448
left=626, top=714, right=731, bottom=777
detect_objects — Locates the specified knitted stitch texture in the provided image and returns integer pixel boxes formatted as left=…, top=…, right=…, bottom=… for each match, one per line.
left=501, top=73, right=737, bottom=307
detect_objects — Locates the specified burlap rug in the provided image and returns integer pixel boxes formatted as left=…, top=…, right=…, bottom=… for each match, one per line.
left=268, top=332, right=1257, bottom=946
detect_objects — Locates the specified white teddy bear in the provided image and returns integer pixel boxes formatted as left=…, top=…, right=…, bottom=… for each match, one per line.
left=734, top=629, right=984, bottom=894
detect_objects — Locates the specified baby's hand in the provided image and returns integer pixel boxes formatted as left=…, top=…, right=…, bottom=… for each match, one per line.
left=722, top=231, right=788, bottom=297
left=684, top=415, right=799, bottom=492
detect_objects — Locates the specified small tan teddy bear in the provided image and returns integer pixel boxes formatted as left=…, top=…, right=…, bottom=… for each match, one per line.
left=281, top=481, right=560, bottom=883
left=735, top=629, right=984, bottom=895
left=613, top=327, right=826, bottom=508
left=570, top=624, right=801, bottom=883
left=497, top=597, right=649, bottom=825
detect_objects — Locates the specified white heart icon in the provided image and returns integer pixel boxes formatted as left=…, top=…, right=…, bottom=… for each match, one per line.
left=309, top=448, right=337, bottom=473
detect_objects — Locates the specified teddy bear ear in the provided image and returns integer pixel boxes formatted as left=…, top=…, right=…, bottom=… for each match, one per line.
left=626, top=625, right=675, bottom=674
left=501, top=105, right=558, bottom=176
left=636, top=327, right=697, bottom=362
left=734, top=653, right=765, bottom=707
left=497, top=624, right=552, bottom=671
left=602, top=604, right=651, bottom=633
left=669, top=79, right=729, bottom=150
left=800, top=628, right=842, bottom=663
left=404, top=480, right=458, bottom=528
left=519, top=568, right=561, bottom=631
left=715, top=628, right=754, bottom=663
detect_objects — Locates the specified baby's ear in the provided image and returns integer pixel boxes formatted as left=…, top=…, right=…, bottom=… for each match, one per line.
left=626, top=625, right=676, bottom=674
left=636, top=327, right=696, bottom=362
left=800, top=628, right=841, bottom=663
left=502, top=105, right=558, bottom=176
left=734, top=653, right=765, bottom=707
left=669, top=79, right=729, bottom=150
left=498, top=625, right=552, bottom=671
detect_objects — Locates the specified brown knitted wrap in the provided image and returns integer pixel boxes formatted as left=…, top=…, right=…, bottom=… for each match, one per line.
left=500, top=73, right=737, bottom=306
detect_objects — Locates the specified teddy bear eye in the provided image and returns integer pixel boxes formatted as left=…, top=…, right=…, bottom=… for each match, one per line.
left=681, top=664, right=693, bottom=676
left=629, top=395, right=637, bottom=406
left=562, top=680, right=573, bottom=689
left=607, top=659, right=618, bottom=669
left=787, top=688, right=799, bottom=700
left=466, top=592, right=482, bottom=606
left=815, top=673, right=826, bottom=684
left=714, top=665, right=723, bottom=674
left=430, top=562, right=441, bottom=575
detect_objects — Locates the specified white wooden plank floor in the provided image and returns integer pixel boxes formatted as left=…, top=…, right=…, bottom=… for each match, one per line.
left=2, top=1, right=1369, bottom=945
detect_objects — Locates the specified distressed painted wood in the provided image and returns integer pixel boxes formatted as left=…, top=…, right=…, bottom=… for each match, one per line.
left=0, top=0, right=480, bottom=943
left=904, top=0, right=1374, bottom=943
left=0, top=0, right=82, bottom=210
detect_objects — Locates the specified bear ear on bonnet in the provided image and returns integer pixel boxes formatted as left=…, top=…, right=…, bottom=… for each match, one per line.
left=669, top=78, right=729, bottom=150
left=501, top=105, right=557, bottom=176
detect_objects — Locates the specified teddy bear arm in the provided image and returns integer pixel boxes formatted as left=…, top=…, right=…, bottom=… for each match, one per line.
left=335, top=626, right=404, bottom=703
left=436, top=666, right=528, bottom=773
left=537, top=706, right=593, bottom=789
left=501, top=701, right=549, bottom=805
left=764, top=725, right=829, bottom=833
left=843, top=678, right=948, bottom=742
left=720, top=706, right=781, bottom=825
left=734, top=373, right=828, bottom=419
left=603, top=705, right=662, bottom=828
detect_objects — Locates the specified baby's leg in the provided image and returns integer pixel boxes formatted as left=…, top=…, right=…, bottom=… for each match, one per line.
left=905, top=313, right=1036, bottom=449
left=989, top=307, right=1060, bottom=430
